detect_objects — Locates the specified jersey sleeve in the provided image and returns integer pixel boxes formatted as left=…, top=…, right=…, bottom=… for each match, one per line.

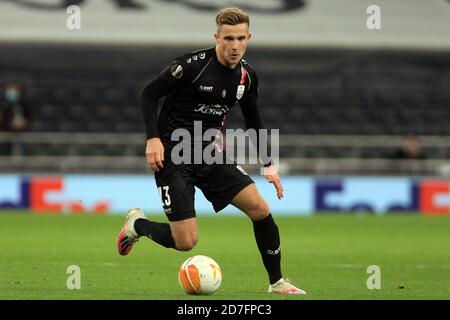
left=141, top=56, right=197, bottom=139
left=238, top=69, right=272, bottom=167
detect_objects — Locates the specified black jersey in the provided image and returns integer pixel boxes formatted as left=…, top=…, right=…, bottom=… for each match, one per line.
left=142, top=46, right=270, bottom=165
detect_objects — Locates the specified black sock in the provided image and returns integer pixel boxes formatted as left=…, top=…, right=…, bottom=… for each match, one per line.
left=252, top=213, right=283, bottom=285
left=134, top=219, right=176, bottom=249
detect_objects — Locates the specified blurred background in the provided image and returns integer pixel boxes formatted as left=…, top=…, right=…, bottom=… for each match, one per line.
left=1, top=0, right=450, bottom=216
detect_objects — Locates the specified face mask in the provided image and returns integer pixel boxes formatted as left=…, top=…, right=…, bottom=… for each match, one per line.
left=5, top=89, right=19, bottom=103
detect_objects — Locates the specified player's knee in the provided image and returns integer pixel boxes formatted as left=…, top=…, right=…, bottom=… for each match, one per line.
left=247, top=200, right=270, bottom=220
left=257, top=201, right=270, bottom=217
left=175, top=236, right=198, bottom=251
left=176, top=242, right=196, bottom=252
left=170, top=218, right=198, bottom=251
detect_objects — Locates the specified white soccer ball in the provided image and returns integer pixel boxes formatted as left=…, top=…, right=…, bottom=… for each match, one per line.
left=178, top=255, right=222, bottom=295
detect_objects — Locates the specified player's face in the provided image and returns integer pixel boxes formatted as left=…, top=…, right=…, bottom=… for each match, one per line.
left=215, top=23, right=251, bottom=68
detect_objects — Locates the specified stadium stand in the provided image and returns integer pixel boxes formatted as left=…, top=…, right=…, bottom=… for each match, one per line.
left=1, top=45, right=449, bottom=138
left=1, top=45, right=449, bottom=164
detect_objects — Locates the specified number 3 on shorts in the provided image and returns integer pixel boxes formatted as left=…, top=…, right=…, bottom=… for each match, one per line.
left=158, top=186, right=171, bottom=206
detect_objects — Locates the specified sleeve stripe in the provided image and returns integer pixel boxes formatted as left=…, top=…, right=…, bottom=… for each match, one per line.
left=240, top=66, right=247, bottom=85
left=240, top=62, right=252, bottom=90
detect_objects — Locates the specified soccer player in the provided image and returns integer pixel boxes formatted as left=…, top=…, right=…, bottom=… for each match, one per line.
left=117, top=7, right=305, bottom=295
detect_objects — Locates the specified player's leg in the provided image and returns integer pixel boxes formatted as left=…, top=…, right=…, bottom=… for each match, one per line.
left=117, top=162, right=199, bottom=254
left=230, top=184, right=282, bottom=283
left=119, top=210, right=199, bottom=253
left=133, top=184, right=199, bottom=251
left=134, top=217, right=199, bottom=251
left=230, top=183, right=306, bottom=294
left=196, top=164, right=279, bottom=281
left=230, top=183, right=269, bottom=219
left=167, top=217, right=199, bottom=251
left=196, top=164, right=280, bottom=283
left=119, top=212, right=199, bottom=253
left=196, top=162, right=305, bottom=293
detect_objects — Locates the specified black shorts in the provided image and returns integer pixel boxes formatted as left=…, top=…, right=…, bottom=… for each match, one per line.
left=154, top=154, right=254, bottom=222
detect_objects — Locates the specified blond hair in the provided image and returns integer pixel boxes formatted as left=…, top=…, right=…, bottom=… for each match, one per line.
left=216, top=7, right=249, bottom=29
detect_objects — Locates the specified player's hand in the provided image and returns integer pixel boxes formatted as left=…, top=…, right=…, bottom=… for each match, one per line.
left=263, top=165, right=284, bottom=200
left=145, top=138, right=165, bottom=172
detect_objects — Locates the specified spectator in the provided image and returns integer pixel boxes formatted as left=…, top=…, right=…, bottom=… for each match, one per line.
left=391, top=134, right=426, bottom=159
left=0, top=82, right=30, bottom=155
left=0, top=82, right=30, bottom=131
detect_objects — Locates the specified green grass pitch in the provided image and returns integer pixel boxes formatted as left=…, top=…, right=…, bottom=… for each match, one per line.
left=0, top=212, right=449, bottom=300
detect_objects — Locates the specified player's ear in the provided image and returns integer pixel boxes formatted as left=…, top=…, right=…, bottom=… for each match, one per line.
left=214, top=33, right=219, bottom=43
left=247, top=33, right=252, bottom=41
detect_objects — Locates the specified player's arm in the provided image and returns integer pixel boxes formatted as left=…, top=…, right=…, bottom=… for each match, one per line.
left=141, top=61, right=186, bottom=172
left=239, top=73, right=284, bottom=199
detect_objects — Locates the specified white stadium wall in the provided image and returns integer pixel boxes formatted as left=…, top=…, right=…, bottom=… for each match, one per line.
left=0, top=0, right=450, bottom=49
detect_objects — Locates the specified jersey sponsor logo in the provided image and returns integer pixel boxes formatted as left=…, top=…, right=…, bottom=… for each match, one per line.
left=236, top=84, right=245, bottom=99
left=199, top=52, right=206, bottom=59
left=194, top=103, right=229, bottom=116
left=192, top=55, right=198, bottom=61
left=221, top=89, right=226, bottom=98
left=171, top=64, right=183, bottom=79
left=186, top=58, right=192, bottom=64
left=199, top=85, right=213, bottom=92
